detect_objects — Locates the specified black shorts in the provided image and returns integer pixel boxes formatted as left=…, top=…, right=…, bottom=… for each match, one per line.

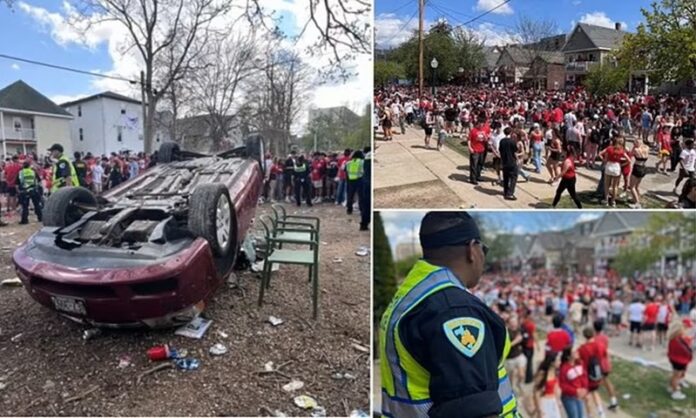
left=671, top=361, right=687, bottom=372
left=545, top=306, right=553, bottom=316
left=7, top=186, right=17, bottom=197
left=0, top=180, right=6, bottom=194
left=610, top=314, right=622, bottom=325
left=632, top=164, right=647, bottom=179
left=424, top=127, right=433, bottom=136
left=642, top=323, right=656, bottom=331
left=630, top=321, right=642, bottom=333
left=657, top=323, right=668, bottom=332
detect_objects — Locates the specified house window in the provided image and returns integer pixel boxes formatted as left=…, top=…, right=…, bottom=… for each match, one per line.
left=156, top=135, right=160, bottom=143
left=78, top=105, right=82, bottom=117
left=589, top=54, right=595, bottom=62
left=13, top=118, right=22, bottom=131
left=121, top=108, right=126, bottom=115
left=79, top=128, right=84, bottom=141
left=117, top=126, right=123, bottom=142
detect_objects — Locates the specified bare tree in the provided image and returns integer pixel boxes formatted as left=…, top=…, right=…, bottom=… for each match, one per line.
left=509, top=15, right=560, bottom=88
left=72, top=0, right=232, bottom=153
left=245, top=0, right=371, bottom=80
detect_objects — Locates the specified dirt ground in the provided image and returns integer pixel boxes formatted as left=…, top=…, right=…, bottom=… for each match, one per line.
left=375, top=181, right=463, bottom=209
left=0, top=203, right=371, bottom=417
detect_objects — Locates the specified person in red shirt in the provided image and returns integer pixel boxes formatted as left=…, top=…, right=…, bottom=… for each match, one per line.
left=335, top=149, right=350, bottom=205
left=592, top=320, right=618, bottom=409
left=667, top=320, right=694, bottom=400
left=521, top=308, right=537, bottom=384
left=310, top=153, right=325, bottom=203
left=547, top=314, right=572, bottom=353
left=578, top=328, right=607, bottom=417
left=656, top=124, right=672, bottom=174
left=466, top=118, right=488, bottom=185
left=643, top=297, right=659, bottom=351
left=559, top=348, right=589, bottom=418
left=4, top=155, right=21, bottom=216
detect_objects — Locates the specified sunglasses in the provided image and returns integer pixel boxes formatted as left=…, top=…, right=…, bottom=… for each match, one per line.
left=463, top=239, right=489, bottom=256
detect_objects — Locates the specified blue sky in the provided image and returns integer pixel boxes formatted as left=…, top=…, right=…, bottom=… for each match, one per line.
left=375, top=0, right=654, bottom=48
left=0, top=1, right=370, bottom=117
left=380, top=211, right=602, bottom=251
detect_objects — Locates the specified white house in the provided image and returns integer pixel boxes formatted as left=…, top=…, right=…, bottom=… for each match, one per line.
left=61, top=91, right=169, bottom=156
left=0, top=80, right=73, bottom=158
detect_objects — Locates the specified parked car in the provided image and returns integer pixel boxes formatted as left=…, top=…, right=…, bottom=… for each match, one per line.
left=13, top=135, right=265, bottom=327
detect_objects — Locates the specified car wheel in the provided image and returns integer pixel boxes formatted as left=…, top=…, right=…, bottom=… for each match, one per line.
left=43, top=186, right=97, bottom=227
left=188, top=183, right=236, bottom=258
left=158, top=142, right=181, bottom=163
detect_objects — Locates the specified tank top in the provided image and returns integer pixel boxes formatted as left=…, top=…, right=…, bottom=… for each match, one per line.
left=544, top=378, right=557, bottom=396
left=563, top=157, right=576, bottom=179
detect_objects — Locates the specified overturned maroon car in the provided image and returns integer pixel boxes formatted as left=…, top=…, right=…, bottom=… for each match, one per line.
left=13, top=136, right=264, bottom=327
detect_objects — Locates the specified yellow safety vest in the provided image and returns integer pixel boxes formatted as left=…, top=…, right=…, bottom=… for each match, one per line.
left=52, top=154, right=79, bottom=192
left=20, top=167, right=36, bottom=190
left=379, top=260, right=519, bottom=418
left=346, top=159, right=363, bottom=180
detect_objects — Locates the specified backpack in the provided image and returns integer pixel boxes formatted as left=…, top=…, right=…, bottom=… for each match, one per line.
left=587, top=354, right=603, bottom=382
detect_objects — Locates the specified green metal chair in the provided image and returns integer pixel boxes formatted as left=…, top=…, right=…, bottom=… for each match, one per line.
left=266, top=211, right=317, bottom=249
left=257, top=216, right=319, bottom=319
left=271, top=204, right=320, bottom=232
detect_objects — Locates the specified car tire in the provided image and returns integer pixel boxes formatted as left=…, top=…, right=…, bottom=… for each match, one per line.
left=244, top=134, right=265, bottom=168
left=158, top=142, right=181, bottom=163
left=188, top=183, right=236, bottom=258
left=43, top=186, right=97, bottom=227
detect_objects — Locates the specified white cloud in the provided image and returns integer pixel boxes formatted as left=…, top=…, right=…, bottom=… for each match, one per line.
left=473, top=22, right=520, bottom=46
left=577, top=213, right=602, bottom=223
left=512, top=225, right=526, bottom=235
left=578, top=11, right=627, bottom=30
left=475, top=0, right=514, bottom=15
left=571, top=0, right=582, bottom=6
left=50, top=93, right=91, bottom=106
left=11, top=63, right=20, bottom=70
left=375, top=12, right=421, bottom=49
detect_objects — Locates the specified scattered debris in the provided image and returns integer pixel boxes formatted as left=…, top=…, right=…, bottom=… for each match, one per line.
left=252, top=260, right=279, bottom=273
left=282, top=379, right=305, bottom=392
left=10, top=333, right=23, bottom=343
left=622, top=394, right=631, bottom=400
left=209, top=343, right=228, bottom=356
left=82, top=328, right=101, bottom=341
left=175, top=317, right=212, bottom=339
left=0, top=382, right=6, bottom=391
left=332, top=257, right=343, bottom=263
left=174, top=358, right=200, bottom=371
left=216, top=330, right=229, bottom=339
left=267, top=316, right=284, bottom=327
left=64, top=385, right=99, bottom=403
left=293, top=395, right=318, bottom=410
left=137, top=362, right=174, bottom=384
left=0, top=277, right=22, bottom=286
left=42, top=380, right=56, bottom=391
left=350, top=410, right=369, bottom=417
left=632, top=357, right=658, bottom=367
left=321, top=241, right=328, bottom=245
left=355, top=246, right=370, bottom=257
left=311, top=406, right=327, bottom=417
left=147, top=345, right=172, bottom=361
left=350, top=342, right=369, bottom=354
left=258, top=360, right=293, bottom=379
left=171, top=348, right=187, bottom=359
left=117, top=355, right=132, bottom=369
left=264, top=361, right=275, bottom=372
left=331, top=372, right=356, bottom=380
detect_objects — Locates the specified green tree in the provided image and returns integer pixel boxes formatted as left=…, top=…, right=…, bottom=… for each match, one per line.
left=470, top=214, right=513, bottom=271
left=615, top=0, right=696, bottom=84
left=584, top=63, right=629, bottom=97
left=374, top=212, right=397, bottom=328
left=374, top=60, right=405, bottom=87
left=613, top=245, right=657, bottom=277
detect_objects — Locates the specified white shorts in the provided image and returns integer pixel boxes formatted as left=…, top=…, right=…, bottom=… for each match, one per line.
left=505, top=354, right=527, bottom=372
left=312, top=180, right=322, bottom=188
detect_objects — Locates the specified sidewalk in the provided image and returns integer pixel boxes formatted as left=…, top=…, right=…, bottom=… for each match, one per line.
left=374, top=126, right=680, bottom=209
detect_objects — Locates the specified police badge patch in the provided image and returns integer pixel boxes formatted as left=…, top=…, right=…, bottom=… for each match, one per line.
left=443, top=317, right=485, bottom=358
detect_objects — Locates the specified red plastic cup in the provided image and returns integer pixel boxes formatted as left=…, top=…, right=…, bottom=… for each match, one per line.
left=147, top=344, right=170, bottom=361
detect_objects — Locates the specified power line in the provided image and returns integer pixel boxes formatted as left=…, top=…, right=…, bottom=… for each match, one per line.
left=430, top=0, right=515, bottom=30
left=377, top=9, right=419, bottom=49
left=439, top=0, right=513, bottom=29
left=381, top=0, right=416, bottom=16
left=0, top=53, right=139, bottom=85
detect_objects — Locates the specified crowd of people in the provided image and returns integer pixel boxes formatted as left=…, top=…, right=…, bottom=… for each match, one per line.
left=374, top=86, right=696, bottom=208
left=471, top=270, right=695, bottom=417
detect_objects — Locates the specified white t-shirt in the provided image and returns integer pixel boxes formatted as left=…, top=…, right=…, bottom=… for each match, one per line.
left=91, top=164, right=104, bottom=185
left=657, top=304, right=670, bottom=324
left=594, top=298, right=610, bottom=319
left=611, top=300, right=624, bottom=316
left=628, top=302, right=645, bottom=322
left=680, top=148, right=696, bottom=172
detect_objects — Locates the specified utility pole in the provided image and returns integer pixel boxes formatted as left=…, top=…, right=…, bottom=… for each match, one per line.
left=140, top=71, right=147, bottom=152
left=418, top=0, right=424, bottom=98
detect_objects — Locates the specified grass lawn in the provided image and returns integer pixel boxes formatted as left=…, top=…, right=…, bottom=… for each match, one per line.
left=445, top=136, right=469, bottom=157
left=606, top=356, right=696, bottom=418
left=540, top=190, right=664, bottom=209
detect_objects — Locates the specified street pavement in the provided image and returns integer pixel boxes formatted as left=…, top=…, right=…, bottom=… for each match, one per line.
left=374, top=126, right=682, bottom=209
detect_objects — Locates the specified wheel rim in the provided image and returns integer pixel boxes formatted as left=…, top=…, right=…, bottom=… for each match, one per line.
left=216, top=195, right=231, bottom=251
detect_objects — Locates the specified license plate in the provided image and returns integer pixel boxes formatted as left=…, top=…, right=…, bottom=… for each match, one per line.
left=51, top=296, right=87, bottom=315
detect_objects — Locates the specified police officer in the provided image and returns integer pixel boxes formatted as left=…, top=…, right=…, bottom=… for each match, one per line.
left=48, top=143, right=78, bottom=192
left=345, top=150, right=364, bottom=215
left=293, top=155, right=312, bottom=207
left=359, top=146, right=371, bottom=231
left=17, top=161, right=42, bottom=225
left=73, top=151, right=87, bottom=187
left=380, top=212, right=520, bottom=418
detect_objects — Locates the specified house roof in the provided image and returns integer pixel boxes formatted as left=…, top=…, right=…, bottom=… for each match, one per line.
left=591, top=212, right=650, bottom=236
left=562, top=23, right=625, bottom=53
left=0, top=80, right=72, bottom=117
left=483, top=47, right=501, bottom=69
left=60, top=91, right=142, bottom=108
left=535, top=51, right=565, bottom=65
left=534, top=231, right=567, bottom=250
left=500, top=46, right=535, bottom=65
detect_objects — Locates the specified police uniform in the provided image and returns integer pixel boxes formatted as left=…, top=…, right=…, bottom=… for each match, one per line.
left=293, top=159, right=312, bottom=206
left=345, top=156, right=364, bottom=215
left=18, top=166, right=43, bottom=224
left=52, top=154, right=79, bottom=192
left=359, top=151, right=372, bottom=230
left=380, top=214, right=520, bottom=418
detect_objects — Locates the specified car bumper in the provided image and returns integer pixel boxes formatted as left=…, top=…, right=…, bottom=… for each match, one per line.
left=13, top=238, right=221, bottom=328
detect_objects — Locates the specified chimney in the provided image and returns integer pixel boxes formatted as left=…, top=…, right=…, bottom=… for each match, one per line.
left=615, top=22, right=622, bottom=31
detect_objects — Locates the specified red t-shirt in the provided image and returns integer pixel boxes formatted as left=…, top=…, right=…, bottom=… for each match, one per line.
left=644, top=303, right=659, bottom=324
left=605, top=146, right=626, bottom=163
left=4, top=162, right=20, bottom=187
left=337, top=156, right=349, bottom=180
left=594, top=334, right=611, bottom=373
left=469, top=127, right=487, bottom=154
left=522, top=319, right=536, bottom=349
left=668, top=335, right=693, bottom=366
left=547, top=329, right=572, bottom=353
left=578, top=340, right=603, bottom=390
left=559, top=361, right=589, bottom=397
left=562, top=157, right=576, bottom=179
left=310, top=160, right=325, bottom=182
left=552, top=108, right=563, bottom=123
